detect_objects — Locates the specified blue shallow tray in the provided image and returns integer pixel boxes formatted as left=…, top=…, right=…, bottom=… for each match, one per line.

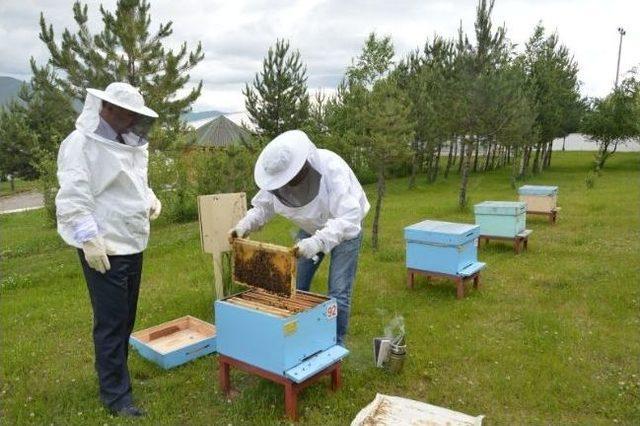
left=130, top=316, right=217, bottom=369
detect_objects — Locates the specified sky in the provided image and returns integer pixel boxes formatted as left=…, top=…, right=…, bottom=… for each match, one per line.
left=0, top=0, right=638, bottom=113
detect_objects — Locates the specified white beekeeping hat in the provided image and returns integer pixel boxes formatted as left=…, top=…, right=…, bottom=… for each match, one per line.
left=254, top=130, right=314, bottom=190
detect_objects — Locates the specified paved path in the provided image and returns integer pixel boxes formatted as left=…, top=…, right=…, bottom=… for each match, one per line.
left=0, top=191, right=44, bottom=214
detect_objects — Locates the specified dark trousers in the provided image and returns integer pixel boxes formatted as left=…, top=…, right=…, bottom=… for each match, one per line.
left=78, top=250, right=143, bottom=410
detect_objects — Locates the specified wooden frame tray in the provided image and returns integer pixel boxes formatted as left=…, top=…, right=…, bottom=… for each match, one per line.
left=130, top=316, right=217, bottom=369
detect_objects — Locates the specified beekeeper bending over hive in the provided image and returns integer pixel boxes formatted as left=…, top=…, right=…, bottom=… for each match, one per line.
left=230, top=130, right=370, bottom=347
left=55, top=82, right=161, bottom=417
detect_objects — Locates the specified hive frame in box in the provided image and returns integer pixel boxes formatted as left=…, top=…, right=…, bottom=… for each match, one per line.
left=479, top=229, right=533, bottom=254
left=231, top=238, right=296, bottom=297
left=407, top=262, right=485, bottom=299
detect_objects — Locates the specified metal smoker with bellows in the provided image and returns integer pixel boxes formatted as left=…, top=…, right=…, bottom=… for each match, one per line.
left=215, top=236, right=348, bottom=421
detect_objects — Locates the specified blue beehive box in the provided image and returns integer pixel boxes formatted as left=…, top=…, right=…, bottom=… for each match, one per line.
left=129, top=316, right=217, bottom=369
left=474, top=201, right=526, bottom=238
left=404, top=220, right=483, bottom=275
left=215, top=238, right=348, bottom=383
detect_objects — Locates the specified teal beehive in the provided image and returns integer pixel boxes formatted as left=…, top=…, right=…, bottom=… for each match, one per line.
left=474, top=201, right=526, bottom=238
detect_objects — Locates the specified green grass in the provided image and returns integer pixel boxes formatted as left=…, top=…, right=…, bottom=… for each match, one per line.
left=2, top=152, right=639, bottom=425
left=0, top=178, right=40, bottom=197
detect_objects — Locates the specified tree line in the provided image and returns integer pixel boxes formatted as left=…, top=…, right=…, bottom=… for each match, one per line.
left=0, top=0, right=638, bottom=247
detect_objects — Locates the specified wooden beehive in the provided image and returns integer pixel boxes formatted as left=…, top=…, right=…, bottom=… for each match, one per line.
left=518, top=185, right=558, bottom=212
left=214, top=238, right=346, bottom=381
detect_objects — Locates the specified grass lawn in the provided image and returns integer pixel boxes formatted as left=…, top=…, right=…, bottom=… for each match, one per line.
left=1, top=152, right=639, bottom=425
left=0, top=178, right=40, bottom=197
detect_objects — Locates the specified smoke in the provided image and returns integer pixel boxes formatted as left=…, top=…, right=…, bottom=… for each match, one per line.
left=384, top=315, right=405, bottom=340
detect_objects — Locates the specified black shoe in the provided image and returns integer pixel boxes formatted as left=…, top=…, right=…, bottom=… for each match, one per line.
left=112, top=404, right=145, bottom=418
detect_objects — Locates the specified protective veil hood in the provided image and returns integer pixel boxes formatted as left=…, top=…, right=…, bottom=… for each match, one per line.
left=77, top=82, right=158, bottom=146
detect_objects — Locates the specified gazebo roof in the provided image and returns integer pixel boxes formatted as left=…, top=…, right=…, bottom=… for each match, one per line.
left=194, top=115, right=251, bottom=147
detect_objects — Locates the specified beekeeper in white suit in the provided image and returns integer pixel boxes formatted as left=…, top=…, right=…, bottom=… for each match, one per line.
left=230, top=130, right=370, bottom=346
left=55, top=82, right=160, bottom=417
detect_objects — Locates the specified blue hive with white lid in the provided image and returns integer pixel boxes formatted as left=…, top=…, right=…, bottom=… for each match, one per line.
left=404, top=220, right=485, bottom=276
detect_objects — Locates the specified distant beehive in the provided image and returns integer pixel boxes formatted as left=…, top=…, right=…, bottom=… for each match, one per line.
left=404, top=220, right=481, bottom=275
left=518, top=185, right=558, bottom=212
left=474, top=201, right=526, bottom=238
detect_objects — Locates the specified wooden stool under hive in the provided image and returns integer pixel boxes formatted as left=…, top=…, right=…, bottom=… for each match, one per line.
left=215, top=238, right=348, bottom=421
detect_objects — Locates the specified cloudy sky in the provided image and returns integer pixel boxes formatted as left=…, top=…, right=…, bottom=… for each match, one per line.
left=1, top=0, right=638, bottom=113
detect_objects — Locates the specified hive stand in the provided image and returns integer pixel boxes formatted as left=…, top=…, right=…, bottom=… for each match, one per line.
left=407, top=262, right=485, bottom=299
left=218, top=354, right=341, bottom=421
left=479, top=229, right=532, bottom=254
left=526, top=207, right=561, bottom=224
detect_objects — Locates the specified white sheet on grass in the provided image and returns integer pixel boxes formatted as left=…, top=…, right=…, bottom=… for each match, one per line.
left=351, top=393, right=484, bottom=426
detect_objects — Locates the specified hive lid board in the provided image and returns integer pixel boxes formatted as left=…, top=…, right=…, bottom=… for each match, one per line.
left=130, top=316, right=216, bottom=355
left=518, top=185, right=558, bottom=196
left=232, top=238, right=297, bottom=297
left=404, top=220, right=479, bottom=246
left=474, top=201, right=526, bottom=216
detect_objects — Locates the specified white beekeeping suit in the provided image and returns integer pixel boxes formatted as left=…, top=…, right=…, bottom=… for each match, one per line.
left=55, top=82, right=160, bottom=257
left=235, top=130, right=370, bottom=254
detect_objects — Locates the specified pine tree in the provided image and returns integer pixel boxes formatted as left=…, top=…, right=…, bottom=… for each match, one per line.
left=358, top=79, right=414, bottom=250
left=333, top=33, right=413, bottom=249
left=347, top=33, right=394, bottom=88
left=395, top=37, right=457, bottom=187
left=455, top=0, right=511, bottom=209
left=0, top=62, right=75, bottom=179
left=520, top=23, right=581, bottom=175
left=37, top=0, right=204, bottom=130
left=243, top=39, right=310, bottom=139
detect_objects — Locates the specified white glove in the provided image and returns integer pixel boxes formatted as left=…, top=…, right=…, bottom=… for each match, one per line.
left=82, top=236, right=111, bottom=274
left=228, top=222, right=250, bottom=241
left=295, top=237, right=323, bottom=259
left=150, top=198, right=162, bottom=220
